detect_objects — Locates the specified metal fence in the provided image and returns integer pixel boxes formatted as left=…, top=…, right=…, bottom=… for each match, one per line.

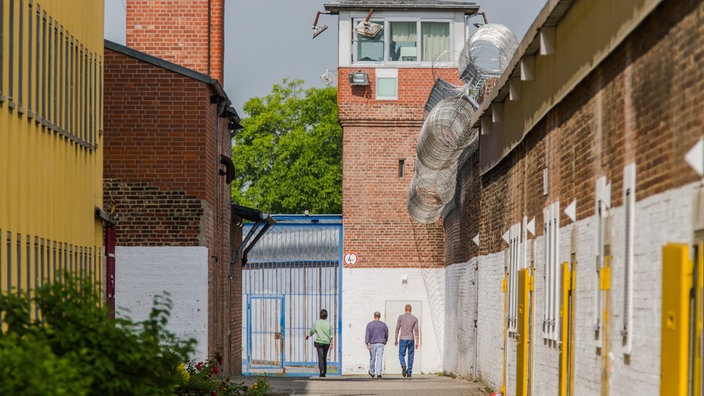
left=242, top=215, right=342, bottom=376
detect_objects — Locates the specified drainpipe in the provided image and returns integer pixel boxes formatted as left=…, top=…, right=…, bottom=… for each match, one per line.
left=216, top=99, right=225, bottom=364
left=473, top=259, right=478, bottom=381
left=207, top=0, right=212, bottom=77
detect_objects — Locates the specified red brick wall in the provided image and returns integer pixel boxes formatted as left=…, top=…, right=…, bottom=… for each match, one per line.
left=103, top=49, right=214, bottom=201
left=444, top=151, right=481, bottom=265
left=339, top=67, right=463, bottom=268
left=228, top=217, right=244, bottom=375
left=459, top=0, right=704, bottom=256
left=126, top=0, right=224, bottom=82
left=104, top=47, right=235, bottom=371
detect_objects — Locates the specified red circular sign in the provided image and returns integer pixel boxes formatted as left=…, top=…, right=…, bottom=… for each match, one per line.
left=344, top=252, right=358, bottom=266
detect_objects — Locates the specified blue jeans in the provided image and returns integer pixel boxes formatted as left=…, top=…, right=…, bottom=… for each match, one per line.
left=398, top=339, right=415, bottom=375
left=369, top=343, right=385, bottom=375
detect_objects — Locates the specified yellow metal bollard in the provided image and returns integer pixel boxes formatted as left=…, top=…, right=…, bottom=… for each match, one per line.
left=660, top=243, right=693, bottom=396
left=516, top=268, right=531, bottom=396
left=694, top=243, right=703, bottom=396
left=559, top=262, right=571, bottom=396
left=501, top=271, right=508, bottom=396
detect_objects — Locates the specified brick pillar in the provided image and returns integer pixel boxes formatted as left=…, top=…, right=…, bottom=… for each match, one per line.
left=126, top=0, right=224, bottom=82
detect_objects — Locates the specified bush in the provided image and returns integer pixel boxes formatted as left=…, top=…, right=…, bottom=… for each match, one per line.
left=176, top=359, right=270, bottom=396
left=0, top=274, right=195, bottom=396
left=0, top=333, right=91, bottom=396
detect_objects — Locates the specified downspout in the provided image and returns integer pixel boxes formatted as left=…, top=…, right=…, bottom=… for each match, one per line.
left=473, top=259, right=478, bottom=381
left=207, top=0, right=212, bottom=77
left=215, top=98, right=226, bottom=363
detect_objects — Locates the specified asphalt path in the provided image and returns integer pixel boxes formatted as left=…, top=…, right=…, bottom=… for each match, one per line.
left=240, top=374, right=492, bottom=396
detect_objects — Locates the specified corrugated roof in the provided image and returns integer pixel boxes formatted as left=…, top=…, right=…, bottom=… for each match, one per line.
left=424, top=78, right=464, bottom=112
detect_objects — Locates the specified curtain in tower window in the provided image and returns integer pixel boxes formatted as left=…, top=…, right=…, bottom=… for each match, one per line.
left=421, top=22, right=450, bottom=62
left=389, top=22, right=417, bottom=61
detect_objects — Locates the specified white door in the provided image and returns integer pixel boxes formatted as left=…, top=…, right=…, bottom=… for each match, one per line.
left=383, top=300, right=422, bottom=375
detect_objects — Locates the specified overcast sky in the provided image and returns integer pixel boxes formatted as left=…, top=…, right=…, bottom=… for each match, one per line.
left=104, top=0, right=544, bottom=117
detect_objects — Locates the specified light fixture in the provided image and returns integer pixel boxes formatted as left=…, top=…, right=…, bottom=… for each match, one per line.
left=312, top=11, right=331, bottom=39
left=320, top=69, right=337, bottom=86
left=348, top=71, right=369, bottom=85
left=353, top=8, right=382, bottom=38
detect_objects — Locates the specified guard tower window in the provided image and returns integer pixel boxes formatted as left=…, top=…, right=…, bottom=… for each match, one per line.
left=356, top=19, right=384, bottom=61
left=421, top=22, right=450, bottom=62
left=353, top=18, right=451, bottom=65
left=389, top=21, right=416, bottom=61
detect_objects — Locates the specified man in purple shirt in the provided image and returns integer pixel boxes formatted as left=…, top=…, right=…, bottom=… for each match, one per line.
left=365, top=311, right=389, bottom=379
left=394, top=304, right=419, bottom=379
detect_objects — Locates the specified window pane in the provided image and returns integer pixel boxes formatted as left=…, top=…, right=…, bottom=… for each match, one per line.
left=421, top=22, right=450, bottom=62
left=377, top=77, right=397, bottom=98
left=356, top=19, right=384, bottom=61
left=390, top=22, right=416, bottom=62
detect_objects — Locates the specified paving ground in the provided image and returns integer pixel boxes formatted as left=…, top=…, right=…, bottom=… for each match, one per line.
left=238, top=374, right=493, bottom=396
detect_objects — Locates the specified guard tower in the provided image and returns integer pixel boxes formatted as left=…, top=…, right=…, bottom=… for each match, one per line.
left=321, top=0, right=480, bottom=375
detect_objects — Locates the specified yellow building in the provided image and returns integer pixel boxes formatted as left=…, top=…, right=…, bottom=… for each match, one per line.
left=0, top=1, right=104, bottom=296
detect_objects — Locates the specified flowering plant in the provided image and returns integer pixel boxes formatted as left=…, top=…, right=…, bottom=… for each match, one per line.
left=175, top=357, right=269, bottom=396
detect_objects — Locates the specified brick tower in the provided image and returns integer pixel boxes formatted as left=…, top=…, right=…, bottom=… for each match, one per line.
left=322, top=1, right=479, bottom=374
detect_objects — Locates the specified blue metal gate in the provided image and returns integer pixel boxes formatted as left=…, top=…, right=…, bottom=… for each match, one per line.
left=247, top=295, right=285, bottom=371
left=242, top=215, right=342, bottom=376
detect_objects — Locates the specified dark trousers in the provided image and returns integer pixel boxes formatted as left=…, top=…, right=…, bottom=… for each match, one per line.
left=314, top=342, right=330, bottom=375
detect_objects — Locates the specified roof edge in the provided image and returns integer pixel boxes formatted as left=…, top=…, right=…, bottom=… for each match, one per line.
left=104, top=39, right=229, bottom=101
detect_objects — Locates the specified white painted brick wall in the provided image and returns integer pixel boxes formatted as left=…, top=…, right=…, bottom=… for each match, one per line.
left=444, top=260, right=477, bottom=378
left=469, top=182, right=698, bottom=395
left=475, top=252, right=509, bottom=391
left=341, top=267, right=444, bottom=375
left=114, top=246, right=209, bottom=361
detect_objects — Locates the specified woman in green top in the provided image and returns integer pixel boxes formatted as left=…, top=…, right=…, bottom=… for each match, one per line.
left=306, top=309, right=333, bottom=377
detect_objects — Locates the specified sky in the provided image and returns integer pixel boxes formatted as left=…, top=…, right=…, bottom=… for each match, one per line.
left=104, top=0, right=545, bottom=117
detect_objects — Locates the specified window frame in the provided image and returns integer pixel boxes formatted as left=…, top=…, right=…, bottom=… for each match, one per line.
left=351, top=16, right=454, bottom=66
left=375, top=68, right=398, bottom=100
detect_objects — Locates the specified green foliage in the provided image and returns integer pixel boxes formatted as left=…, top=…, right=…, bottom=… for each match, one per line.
left=247, top=378, right=270, bottom=396
left=0, top=275, right=196, bottom=396
left=233, top=78, right=342, bottom=214
left=0, top=333, right=90, bottom=396
left=176, top=359, right=270, bottom=396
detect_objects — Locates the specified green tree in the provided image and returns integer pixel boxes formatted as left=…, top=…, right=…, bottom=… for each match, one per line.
left=232, top=79, right=342, bottom=214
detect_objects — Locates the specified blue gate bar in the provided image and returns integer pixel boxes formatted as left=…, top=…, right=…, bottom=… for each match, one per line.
left=242, top=215, right=342, bottom=376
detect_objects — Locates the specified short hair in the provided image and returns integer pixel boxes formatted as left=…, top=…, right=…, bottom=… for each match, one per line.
left=320, top=309, right=328, bottom=319
left=374, top=311, right=381, bottom=318
left=405, top=304, right=412, bottom=312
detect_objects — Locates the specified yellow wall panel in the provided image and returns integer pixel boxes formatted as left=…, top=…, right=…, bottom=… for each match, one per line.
left=0, top=0, right=104, bottom=293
